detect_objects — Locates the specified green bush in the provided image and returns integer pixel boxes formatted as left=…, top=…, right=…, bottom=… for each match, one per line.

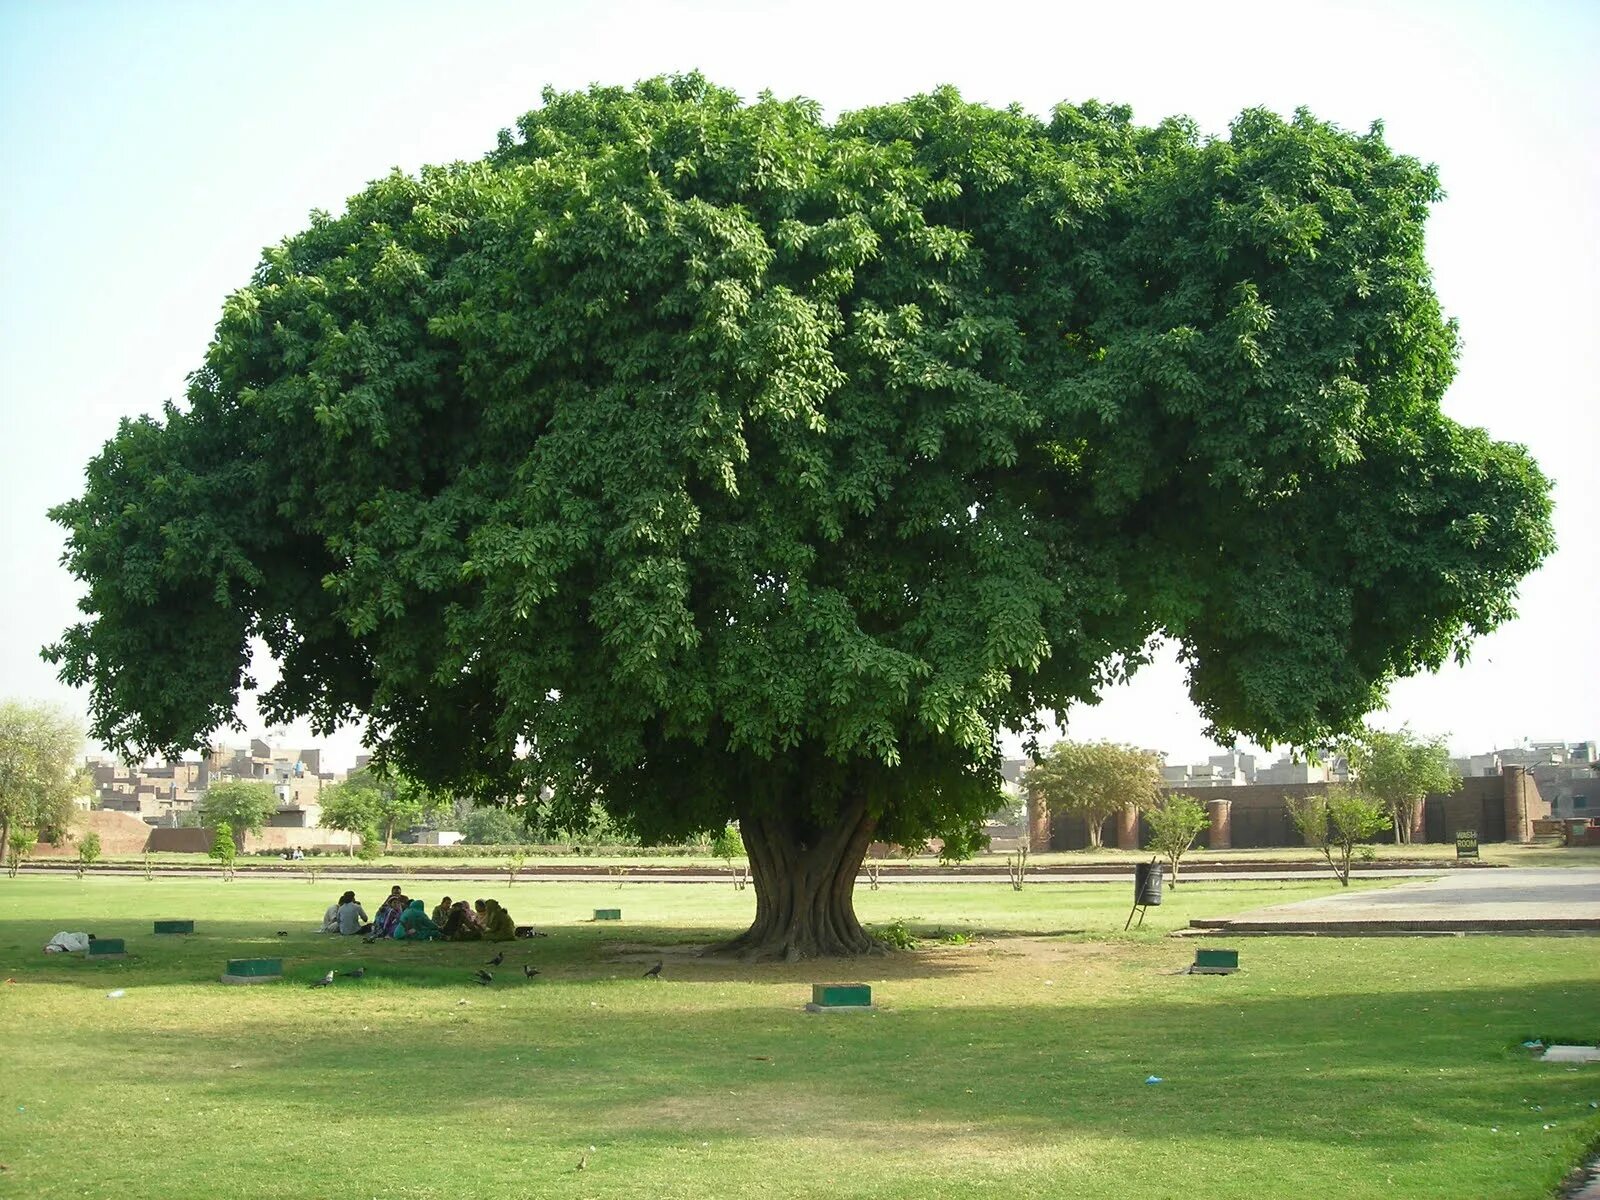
left=874, top=918, right=919, bottom=950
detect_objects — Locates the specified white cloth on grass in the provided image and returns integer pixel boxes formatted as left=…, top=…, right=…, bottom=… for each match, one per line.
left=44, top=931, right=91, bottom=953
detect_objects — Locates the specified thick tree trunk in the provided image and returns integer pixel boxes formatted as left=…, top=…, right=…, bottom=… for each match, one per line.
left=715, top=798, right=883, bottom=961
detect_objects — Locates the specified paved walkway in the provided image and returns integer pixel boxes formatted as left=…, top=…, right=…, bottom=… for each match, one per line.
left=1192, top=868, right=1600, bottom=933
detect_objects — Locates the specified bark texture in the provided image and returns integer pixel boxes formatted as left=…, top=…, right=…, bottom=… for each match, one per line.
left=717, top=798, right=883, bottom=961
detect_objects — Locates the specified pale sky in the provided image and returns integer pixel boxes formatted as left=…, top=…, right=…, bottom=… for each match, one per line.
left=2, top=0, right=1595, bottom=772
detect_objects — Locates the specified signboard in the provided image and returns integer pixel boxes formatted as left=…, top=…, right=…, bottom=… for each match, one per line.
left=1455, top=830, right=1479, bottom=860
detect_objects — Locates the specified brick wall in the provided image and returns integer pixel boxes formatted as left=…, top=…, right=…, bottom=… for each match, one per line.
left=1035, top=768, right=1546, bottom=851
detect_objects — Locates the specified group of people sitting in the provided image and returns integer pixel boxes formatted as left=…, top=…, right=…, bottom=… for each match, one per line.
left=320, top=886, right=517, bottom=942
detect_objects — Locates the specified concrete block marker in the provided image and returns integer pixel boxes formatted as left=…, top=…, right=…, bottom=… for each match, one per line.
left=220, top=958, right=283, bottom=985
left=87, top=938, right=126, bottom=959
left=806, top=983, right=875, bottom=1013
left=1191, top=948, right=1240, bottom=974
left=593, top=909, right=622, bottom=921
left=153, top=920, right=194, bottom=935
left=1542, top=1044, right=1600, bottom=1064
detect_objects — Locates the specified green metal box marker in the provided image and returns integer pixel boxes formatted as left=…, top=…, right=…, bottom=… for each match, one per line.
left=593, top=909, right=622, bottom=921
left=807, top=983, right=874, bottom=1012
left=220, top=958, right=283, bottom=985
left=153, top=920, right=194, bottom=934
left=87, top=938, right=126, bottom=957
left=1193, top=948, right=1240, bottom=974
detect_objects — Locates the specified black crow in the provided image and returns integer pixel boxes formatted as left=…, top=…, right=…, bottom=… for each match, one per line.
left=643, top=961, right=663, bottom=979
left=487, top=951, right=504, bottom=966
left=474, top=969, right=494, bottom=985
left=523, top=964, right=540, bottom=979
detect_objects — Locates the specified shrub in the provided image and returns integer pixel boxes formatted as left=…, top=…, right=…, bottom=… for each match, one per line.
left=76, top=831, right=102, bottom=878
left=1145, top=795, right=1209, bottom=888
left=1287, top=789, right=1392, bottom=886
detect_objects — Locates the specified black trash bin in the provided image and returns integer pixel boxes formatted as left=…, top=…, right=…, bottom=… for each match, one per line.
left=1134, top=861, right=1164, bottom=906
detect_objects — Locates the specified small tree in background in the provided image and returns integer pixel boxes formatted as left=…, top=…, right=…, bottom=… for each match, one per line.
left=1288, top=788, right=1391, bottom=886
left=458, top=805, right=530, bottom=845
left=1022, top=742, right=1161, bottom=850
left=318, top=781, right=377, bottom=856
left=199, top=781, right=279, bottom=850
left=1348, top=727, right=1461, bottom=844
left=75, top=831, right=102, bottom=879
left=324, top=767, right=450, bottom=852
left=208, top=821, right=237, bottom=879
left=0, top=700, right=88, bottom=862
left=1145, top=794, right=1209, bottom=888
left=712, top=824, right=748, bottom=891
left=7, top=828, right=37, bottom=877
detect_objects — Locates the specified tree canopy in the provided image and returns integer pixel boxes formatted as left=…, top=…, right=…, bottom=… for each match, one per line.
left=1348, top=726, right=1461, bottom=843
left=318, top=766, right=450, bottom=850
left=1022, top=740, right=1163, bottom=848
left=198, top=780, right=279, bottom=847
left=46, top=76, right=1554, bottom=956
left=0, top=699, right=86, bottom=857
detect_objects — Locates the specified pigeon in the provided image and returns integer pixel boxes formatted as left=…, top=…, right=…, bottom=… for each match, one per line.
left=643, top=961, right=663, bottom=979
left=474, top=969, right=494, bottom=985
left=340, top=967, right=366, bottom=979
left=523, top=964, right=540, bottom=979
left=487, top=951, right=504, bottom=966
left=310, top=970, right=334, bottom=988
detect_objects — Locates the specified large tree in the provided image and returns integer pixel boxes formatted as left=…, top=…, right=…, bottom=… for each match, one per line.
left=1348, top=726, right=1461, bottom=843
left=1021, top=741, right=1162, bottom=849
left=46, top=78, right=1552, bottom=957
left=0, top=700, right=87, bottom=857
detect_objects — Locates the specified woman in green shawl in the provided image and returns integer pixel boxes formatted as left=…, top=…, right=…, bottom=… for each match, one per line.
left=482, top=899, right=516, bottom=942
left=393, top=898, right=442, bottom=941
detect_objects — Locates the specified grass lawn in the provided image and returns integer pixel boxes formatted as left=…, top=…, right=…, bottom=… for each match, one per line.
left=1, top=875, right=1596, bottom=1199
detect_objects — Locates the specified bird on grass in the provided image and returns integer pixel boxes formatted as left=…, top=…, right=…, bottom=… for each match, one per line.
left=309, top=970, right=334, bottom=988
left=340, top=967, right=365, bottom=979
left=523, top=965, right=540, bottom=979
left=643, top=961, right=663, bottom=979
left=276, top=931, right=288, bottom=937
left=487, top=951, right=504, bottom=966
left=474, top=969, right=494, bottom=986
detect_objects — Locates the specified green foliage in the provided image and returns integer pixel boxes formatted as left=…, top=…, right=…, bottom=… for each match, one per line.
left=0, top=700, right=87, bottom=852
left=320, top=767, right=450, bottom=851
left=874, top=918, right=919, bottom=950
left=207, top=821, right=237, bottom=877
left=1348, top=726, right=1461, bottom=843
left=45, top=78, right=1553, bottom=912
left=457, top=804, right=531, bottom=845
left=1144, top=793, right=1209, bottom=886
left=1287, top=788, right=1392, bottom=885
left=7, top=828, right=38, bottom=877
left=355, top=823, right=382, bottom=862
left=710, top=823, right=744, bottom=863
left=1022, top=742, right=1161, bottom=849
left=75, top=831, right=102, bottom=878
left=199, top=781, right=278, bottom=846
